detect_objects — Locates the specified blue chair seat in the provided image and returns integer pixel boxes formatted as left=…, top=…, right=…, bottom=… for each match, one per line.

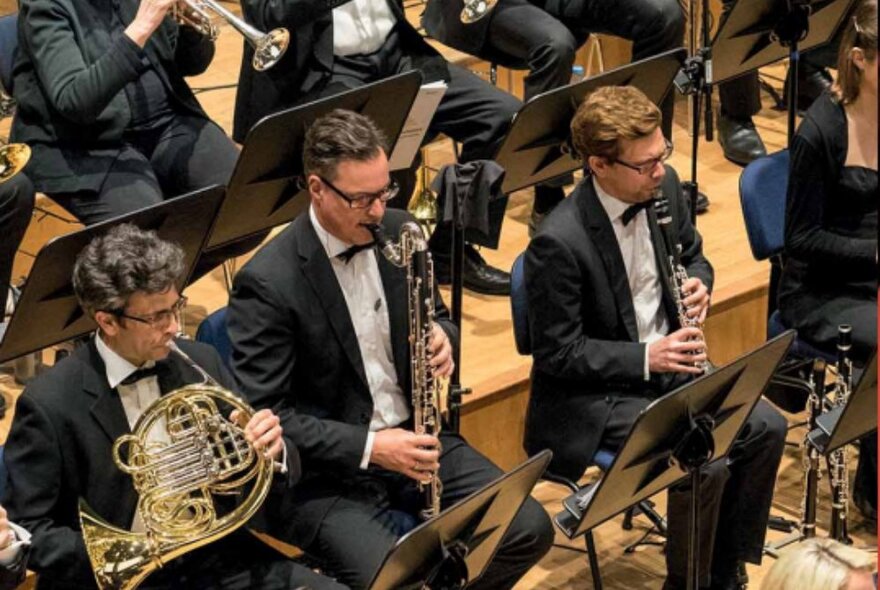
left=195, top=307, right=232, bottom=369
left=768, top=310, right=835, bottom=363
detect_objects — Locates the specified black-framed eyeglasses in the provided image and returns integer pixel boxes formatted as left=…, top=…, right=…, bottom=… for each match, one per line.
left=109, top=296, right=187, bottom=329
left=318, top=175, right=400, bottom=209
left=613, top=140, right=674, bottom=175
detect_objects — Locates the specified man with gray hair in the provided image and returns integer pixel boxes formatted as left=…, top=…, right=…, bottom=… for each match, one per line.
left=2, top=223, right=346, bottom=589
left=228, top=109, right=554, bottom=589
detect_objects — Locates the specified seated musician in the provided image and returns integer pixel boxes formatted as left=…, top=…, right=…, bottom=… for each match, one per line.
left=233, top=0, right=521, bottom=296
left=0, top=503, right=30, bottom=590
left=227, top=109, right=554, bottom=590
left=1, top=224, right=345, bottom=589
left=778, top=0, right=877, bottom=522
left=11, top=0, right=252, bottom=275
left=422, top=0, right=688, bottom=230
left=523, top=85, right=787, bottom=590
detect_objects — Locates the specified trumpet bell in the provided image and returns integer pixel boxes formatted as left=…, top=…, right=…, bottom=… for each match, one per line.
left=0, top=144, right=31, bottom=184
left=252, top=27, right=290, bottom=71
left=461, top=0, right=497, bottom=23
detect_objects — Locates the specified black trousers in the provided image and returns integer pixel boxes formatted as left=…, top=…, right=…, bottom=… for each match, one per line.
left=48, top=114, right=260, bottom=279
left=603, top=397, right=787, bottom=585
left=304, top=433, right=554, bottom=590
left=0, top=173, right=35, bottom=309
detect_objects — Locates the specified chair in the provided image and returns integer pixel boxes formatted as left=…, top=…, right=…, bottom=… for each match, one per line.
left=510, top=253, right=667, bottom=589
left=0, top=13, right=17, bottom=95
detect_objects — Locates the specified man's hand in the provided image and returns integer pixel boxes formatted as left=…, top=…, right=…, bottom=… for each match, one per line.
left=125, top=0, right=178, bottom=48
left=681, top=277, right=710, bottom=324
left=370, top=428, right=441, bottom=484
left=0, top=505, right=13, bottom=550
left=648, top=327, right=707, bottom=375
left=231, top=408, right=284, bottom=461
left=428, top=323, right=454, bottom=377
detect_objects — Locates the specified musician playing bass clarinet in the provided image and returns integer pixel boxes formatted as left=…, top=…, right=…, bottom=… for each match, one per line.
left=10, top=0, right=259, bottom=277
left=523, top=86, right=787, bottom=590
left=1, top=223, right=345, bottom=590
left=227, top=109, right=553, bottom=590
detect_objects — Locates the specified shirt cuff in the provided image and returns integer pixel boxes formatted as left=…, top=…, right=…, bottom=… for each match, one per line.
left=0, top=522, right=31, bottom=567
left=643, top=344, right=650, bottom=381
left=360, top=431, right=376, bottom=470
left=273, top=442, right=289, bottom=475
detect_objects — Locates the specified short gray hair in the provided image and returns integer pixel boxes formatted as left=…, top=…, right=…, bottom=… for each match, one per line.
left=73, top=223, right=186, bottom=317
left=303, top=109, right=389, bottom=180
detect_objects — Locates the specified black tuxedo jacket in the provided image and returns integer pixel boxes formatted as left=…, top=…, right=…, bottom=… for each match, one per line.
left=228, top=208, right=459, bottom=546
left=232, top=0, right=450, bottom=142
left=2, top=338, right=300, bottom=590
left=0, top=547, right=27, bottom=590
left=523, top=167, right=713, bottom=481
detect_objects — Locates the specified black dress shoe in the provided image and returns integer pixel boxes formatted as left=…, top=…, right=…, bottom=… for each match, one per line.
left=433, top=244, right=511, bottom=296
left=717, top=111, right=768, bottom=166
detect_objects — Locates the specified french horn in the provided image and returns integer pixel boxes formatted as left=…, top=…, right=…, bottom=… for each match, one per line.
left=0, top=143, right=31, bottom=184
left=461, top=0, right=497, bottom=23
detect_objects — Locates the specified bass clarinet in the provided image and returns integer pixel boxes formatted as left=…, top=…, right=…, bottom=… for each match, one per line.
left=828, top=325, right=854, bottom=544
left=367, top=222, right=443, bottom=520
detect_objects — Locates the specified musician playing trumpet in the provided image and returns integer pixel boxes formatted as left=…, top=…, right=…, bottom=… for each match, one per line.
left=523, top=86, right=787, bottom=590
left=11, top=0, right=257, bottom=277
left=1, top=224, right=345, bottom=590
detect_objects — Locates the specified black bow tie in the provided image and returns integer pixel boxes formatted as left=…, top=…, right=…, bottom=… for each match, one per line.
left=621, top=200, right=653, bottom=226
left=120, top=365, right=159, bottom=386
left=337, top=241, right=375, bottom=263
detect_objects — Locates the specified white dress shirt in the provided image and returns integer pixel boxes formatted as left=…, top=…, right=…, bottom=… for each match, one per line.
left=333, top=0, right=397, bottom=56
left=309, top=207, right=410, bottom=469
left=593, top=177, right=669, bottom=380
left=0, top=522, right=30, bottom=567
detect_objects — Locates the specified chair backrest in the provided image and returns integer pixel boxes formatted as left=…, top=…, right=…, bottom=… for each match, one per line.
left=195, top=307, right=232, bottom=369
left=0, top=13, right=18, bottom=95
left=509, top=252, right=531, bottom=355
left=739, top=150, right=791, bottom=261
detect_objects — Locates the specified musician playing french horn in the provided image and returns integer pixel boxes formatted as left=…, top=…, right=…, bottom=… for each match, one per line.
left=226, top=109, right=553, bottom=590
left=522, top=86, right=788, bottom=590
left=1, top=224, right=346, bottom=590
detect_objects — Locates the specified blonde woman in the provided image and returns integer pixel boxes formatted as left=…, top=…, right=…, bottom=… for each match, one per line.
left=761, top=539, right=876, bottom=590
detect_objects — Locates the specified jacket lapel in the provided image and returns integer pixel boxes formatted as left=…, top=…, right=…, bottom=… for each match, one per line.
left=376, top=251, right=409, bottom=389
left=297, top=216, right=371, bottom=391
left=576, top=182, right=640, bottom=342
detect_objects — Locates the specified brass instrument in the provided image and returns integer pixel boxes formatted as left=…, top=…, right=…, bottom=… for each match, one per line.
left=367, top=222, right=443, bottom=520
left=173, top=0, right=290, bottom=71
left=408, top=147, right=438, bottom=236
left=461, top=0, right=497, bottom=23
left=653, top=191, right=712, bottom=373
left=0, top=143, right=31, bottom=184
left=828, top=325, right=853, bottom=544
left=79, top=342, right=274, bottom=590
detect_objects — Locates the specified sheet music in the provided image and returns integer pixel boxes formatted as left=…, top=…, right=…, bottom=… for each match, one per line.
left=388, top=81, right=447, bottom=171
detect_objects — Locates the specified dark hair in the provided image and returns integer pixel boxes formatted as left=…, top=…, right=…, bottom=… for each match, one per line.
left=570, top=86, right=662, bottom=163
left=835, top=0, right=877, bottom=104
left=72, top=223, right=185, bottom=317
left=302, top=109, right=389, bottom=180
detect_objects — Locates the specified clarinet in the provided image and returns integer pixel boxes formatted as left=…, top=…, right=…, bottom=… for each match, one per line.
left=653, top=191, right=712, bottom=374
left=800, top=359, right=826, bottom=539
left=828, top=325, right=853, bottom=544
left=367, top=222, right=443, bottom=521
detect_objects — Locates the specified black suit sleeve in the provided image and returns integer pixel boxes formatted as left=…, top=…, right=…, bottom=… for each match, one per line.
left=173, top=24, right=215, bottom=77
left=228, top=266, right=370, bottom=475
left=0, top=543, right=28, bottom=590
left=2, top=393, right=95, bottom=587
left=526, top=234, right=646, bottom=383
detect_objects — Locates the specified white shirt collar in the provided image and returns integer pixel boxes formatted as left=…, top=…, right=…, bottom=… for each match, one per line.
left=95, top=332, right=154, bottom=389
left=309, top=205, right=361, bottom=261
left=593, top=176, right=636, bottom=224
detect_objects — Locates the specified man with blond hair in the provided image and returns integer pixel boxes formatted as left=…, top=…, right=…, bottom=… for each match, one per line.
left=523, top=86, right=787, bottom=590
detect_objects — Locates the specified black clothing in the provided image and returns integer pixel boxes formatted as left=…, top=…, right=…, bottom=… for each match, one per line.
left=779, top=92, right=878, bottom=363
left=2, top=338, right=344, bottom=590
left=523, top=168, right=787, bottom=581
left=227, top=208, right=553, bottom=589
left=0, top=173, right=34, bottom=310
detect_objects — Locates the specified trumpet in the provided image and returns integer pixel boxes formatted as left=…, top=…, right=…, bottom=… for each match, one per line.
left=461, top=0, right=497, bottom=23
left=173, top=0, right=290, bottom=71
left=0, top=143, right=31, bottom=184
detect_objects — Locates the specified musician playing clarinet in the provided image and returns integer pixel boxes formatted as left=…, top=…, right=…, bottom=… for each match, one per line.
left=227, top=109, right=553, bottom=590
left=523, top=86, right=787, bottom=590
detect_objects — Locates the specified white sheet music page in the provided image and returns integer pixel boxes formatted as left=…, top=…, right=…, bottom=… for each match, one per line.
left=388, top=81, right=447, bottom=171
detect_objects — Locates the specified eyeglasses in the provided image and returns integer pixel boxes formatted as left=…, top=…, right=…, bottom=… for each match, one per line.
left=109, top=296, right=187, bottom=330
left=318, top=175, right=399, bottom=209
left=613, top=140, right=674, bottom=175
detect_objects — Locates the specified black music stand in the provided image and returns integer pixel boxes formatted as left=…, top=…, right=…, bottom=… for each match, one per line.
left=0, top=186, right=226, bottom=365
left=367, top=450, right=552, bottom=590
left=555, top=332, right=795, bottom=590
left=494, top=48, right=686, bottom=196
left=205, top=71, right=423, bottom=252
left=808, top=352, right=878, bottom=455
left=710, top=0, right=856, bottom=146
